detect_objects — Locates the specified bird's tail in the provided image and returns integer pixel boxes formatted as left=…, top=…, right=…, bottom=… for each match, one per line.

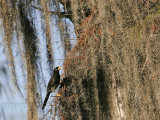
left=42, top=92, right=50, bottom=110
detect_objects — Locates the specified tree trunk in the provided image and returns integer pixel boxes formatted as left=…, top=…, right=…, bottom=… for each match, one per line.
left=60, top=0, right=160, bottom=119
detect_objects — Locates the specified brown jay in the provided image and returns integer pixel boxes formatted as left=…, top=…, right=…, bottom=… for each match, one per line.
left=42, top=67, right=61, bottom=110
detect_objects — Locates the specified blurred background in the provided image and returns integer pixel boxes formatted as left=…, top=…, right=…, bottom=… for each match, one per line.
left=0, top=1, right=76, bottom=119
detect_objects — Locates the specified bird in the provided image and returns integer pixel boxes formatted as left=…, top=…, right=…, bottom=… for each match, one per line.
left=42, top=67, right=61, bottom=110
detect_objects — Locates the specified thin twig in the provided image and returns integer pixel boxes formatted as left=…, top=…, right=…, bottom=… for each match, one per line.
left=141, top=58, right=148, bottom=74
left=41, top=107, right=52, bottom=120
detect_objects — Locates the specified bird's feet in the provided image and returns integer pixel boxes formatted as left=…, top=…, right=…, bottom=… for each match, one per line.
left=54, top=92, right=61, bottom=97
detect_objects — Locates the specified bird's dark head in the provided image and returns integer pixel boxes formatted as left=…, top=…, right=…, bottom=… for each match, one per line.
left=54, top=67, right=61, bottom=72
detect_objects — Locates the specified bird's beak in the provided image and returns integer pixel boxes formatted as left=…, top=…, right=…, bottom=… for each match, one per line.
left=58, top=67, right=61, bottom=70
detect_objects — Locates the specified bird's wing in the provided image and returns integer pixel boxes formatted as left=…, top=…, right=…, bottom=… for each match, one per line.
left=47, top=76, right=56, bottom=91
left=42, top=92, right=50, bottom=110
left=47, top=75, right=60, bottom=92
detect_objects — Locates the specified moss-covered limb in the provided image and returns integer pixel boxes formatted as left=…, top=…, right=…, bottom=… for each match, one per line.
left=41, top=0, right=54, bottom=75
left=31, top=5, right=72, bottom=21
left=19, top=2, right=38, bottom=120
left=0, top=0, right=26, bottom=100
